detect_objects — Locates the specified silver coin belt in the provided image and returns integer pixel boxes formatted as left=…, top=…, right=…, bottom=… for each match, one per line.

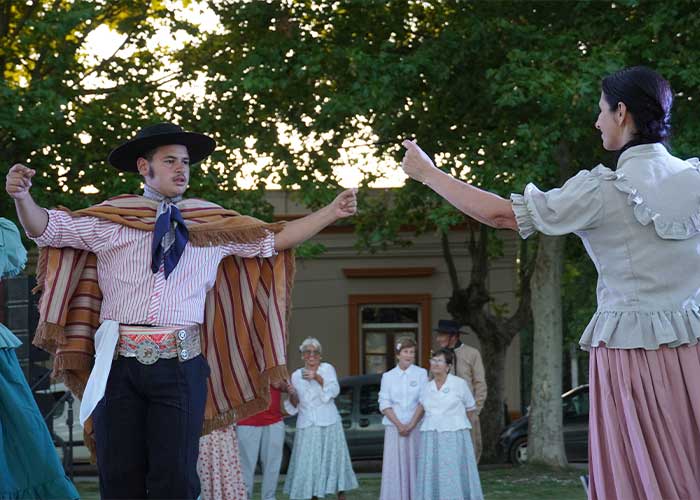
left=116, top=326, right=202, bottom=365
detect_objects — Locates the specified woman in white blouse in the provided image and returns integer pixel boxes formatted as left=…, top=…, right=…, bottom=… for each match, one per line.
left=417, top=348, right=483, bottom=500
left=378, top=338, right=428, bottom=500
left=283, top=337, right=358, bottom=500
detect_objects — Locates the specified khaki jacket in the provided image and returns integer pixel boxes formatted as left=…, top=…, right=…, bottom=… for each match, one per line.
left=450, top=343, right=487, bottom=414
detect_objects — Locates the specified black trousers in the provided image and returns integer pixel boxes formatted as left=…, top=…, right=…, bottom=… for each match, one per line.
left=92, top=355, right=210, bottom=500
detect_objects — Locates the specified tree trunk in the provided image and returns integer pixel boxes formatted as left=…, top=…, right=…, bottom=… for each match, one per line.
left=527, top=234, right=567, bottom=467
left=446, top=226, right=533, bottom=463
left=479, top=337, right=507, bottom=461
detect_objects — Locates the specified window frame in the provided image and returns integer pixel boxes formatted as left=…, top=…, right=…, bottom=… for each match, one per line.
left=348, top=294, right=432, bottom=375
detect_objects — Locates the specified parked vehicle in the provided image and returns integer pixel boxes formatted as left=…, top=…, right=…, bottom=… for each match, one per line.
left=283, top=373, right=384, bottom=469
left=498, top=384, right=589, bottom=465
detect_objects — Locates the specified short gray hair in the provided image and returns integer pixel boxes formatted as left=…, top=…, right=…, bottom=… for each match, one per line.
left=299, top=337, right=322, bottom=353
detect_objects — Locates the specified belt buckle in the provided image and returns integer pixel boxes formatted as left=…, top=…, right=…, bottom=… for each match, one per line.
left=135, top=338, right=160, bottom=365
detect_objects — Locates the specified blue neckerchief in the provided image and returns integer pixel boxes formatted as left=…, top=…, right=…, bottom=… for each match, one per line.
left=143, top=185, right=188, bottom=279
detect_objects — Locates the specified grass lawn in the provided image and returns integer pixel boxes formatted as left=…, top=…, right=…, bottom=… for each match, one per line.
left=74, top=464, right=587, bottom=499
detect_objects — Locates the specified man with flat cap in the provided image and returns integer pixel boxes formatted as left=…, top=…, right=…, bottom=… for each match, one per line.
left=5, top=123, right=357, bottom=499
left=435, top=319, right=488, bottom=463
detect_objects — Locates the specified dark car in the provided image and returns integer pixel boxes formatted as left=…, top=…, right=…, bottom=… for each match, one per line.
left=282, top=373, right=384, bottom=469
left=498, top=384, right=589, bottom=465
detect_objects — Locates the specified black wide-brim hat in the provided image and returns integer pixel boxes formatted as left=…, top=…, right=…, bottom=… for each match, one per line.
left=108, top=122, right=216, bottom=172
left=434, top=319, right=465, bottom=336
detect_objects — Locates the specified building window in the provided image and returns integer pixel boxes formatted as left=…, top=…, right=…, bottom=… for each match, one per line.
left=349, top=294, right=431, bottom=375
left=360, top=305, right=420, bottom=374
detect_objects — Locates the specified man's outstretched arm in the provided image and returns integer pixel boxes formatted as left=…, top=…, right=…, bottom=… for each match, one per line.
left=5, top=164, right=48, bottom=237
left=274, top=188, right=357, bottom=251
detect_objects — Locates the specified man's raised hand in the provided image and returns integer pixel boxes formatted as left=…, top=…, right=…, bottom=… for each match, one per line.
left=6, top=164, right=36, bottom=200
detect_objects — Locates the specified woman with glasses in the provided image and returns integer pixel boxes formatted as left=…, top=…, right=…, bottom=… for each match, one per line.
left=416, top=348, right=483, bottom=500
left=283, top=337, right=358, bottom=500
left=378, top=338, right=428, bottom=500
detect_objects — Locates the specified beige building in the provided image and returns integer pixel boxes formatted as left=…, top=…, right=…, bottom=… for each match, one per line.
left=269, top=191, right=523, bottom=415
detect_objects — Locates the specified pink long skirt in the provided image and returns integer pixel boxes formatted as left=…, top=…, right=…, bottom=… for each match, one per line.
left=197, top=424, right=247, bottom=500
left=589, top=344, right=700, bottom=500
left=379, top=425, right=421, bottom=500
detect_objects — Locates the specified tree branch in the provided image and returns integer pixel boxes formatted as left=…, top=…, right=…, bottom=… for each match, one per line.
left=505, top=237, right=535, bottom=336
left=469, top=224, right=489, bottom=286
left=76, top=2, right=152, bottom=87
left=441, top=230, right=461, bottom=290
left=75, top=72, right=183, bottom=97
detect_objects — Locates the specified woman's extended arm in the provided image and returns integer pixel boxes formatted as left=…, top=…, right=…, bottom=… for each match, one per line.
left=401, top=140, right=518, bottom=230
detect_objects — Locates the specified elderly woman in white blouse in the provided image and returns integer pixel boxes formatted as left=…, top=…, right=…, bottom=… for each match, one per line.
left=283, top=337, right=358, bottom=500
left=378, top=338, right=428, bottom=500
left=417, top=347, right=483, bottom=500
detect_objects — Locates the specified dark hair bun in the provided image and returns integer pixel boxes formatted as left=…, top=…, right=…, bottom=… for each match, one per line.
left=601, top=66, right=673, bottom=146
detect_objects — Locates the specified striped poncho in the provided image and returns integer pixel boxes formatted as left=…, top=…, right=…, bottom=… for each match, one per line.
left=31, top=194, right=295, bottom=455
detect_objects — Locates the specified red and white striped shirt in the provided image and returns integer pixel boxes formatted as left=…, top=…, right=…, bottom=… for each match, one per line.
left=32, top=210, right=276, bottom=326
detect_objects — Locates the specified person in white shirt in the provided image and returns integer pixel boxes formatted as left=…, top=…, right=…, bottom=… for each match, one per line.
left=378, top=338, right=428, bottom=500
left=283, top=337, right=358, bottom=499
left=416, top=348, right=483, bottom=500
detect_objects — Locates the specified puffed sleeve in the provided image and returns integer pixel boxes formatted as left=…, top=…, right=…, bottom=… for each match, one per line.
left=459, top=377, right=477, bottom=411
left=319, top=363, right=340, bottom=403
left=378, top=372, right=392, bottom=412
left=510, top=169, right=605, bottom=239
left=419, top=382, right=429, bottom=407
left=419, top=368, right=429, bottom=389
left=283, top=399, right=298, bottom=416
left=0, top=218, right=27, bottom=279
left=283, top=370, right=301, bottom=416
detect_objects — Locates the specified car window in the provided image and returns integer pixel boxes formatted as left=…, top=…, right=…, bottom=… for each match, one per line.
left=563, top=390, right=589, bottom=418
left=337, top=386, right=353, bottom=418
left=360, top=383, right=381, bottom=415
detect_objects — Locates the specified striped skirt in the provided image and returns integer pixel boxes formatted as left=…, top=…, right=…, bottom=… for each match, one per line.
left=589, top=344, right=700, bottom=500
left=283, top=421, right=358, bottom=499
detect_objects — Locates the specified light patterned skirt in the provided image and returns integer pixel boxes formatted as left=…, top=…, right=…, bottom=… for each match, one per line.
left=283, top=421, right=358, bottom=499
left=380, top=425, right=421, bottom=500
left=197, top=423, right=247, bottom=500
left=589, top=344, right=700, bottom=500
left=416, top=429, right=483, bottom=500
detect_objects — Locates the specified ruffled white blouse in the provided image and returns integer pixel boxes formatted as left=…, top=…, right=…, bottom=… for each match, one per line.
left=419, top=374, right=476, bottom=432
left=378, top=363, right=429, bottom=426
left=284, top=362, right=341, bottom=428
left=510, top=143, right=700, bottom=351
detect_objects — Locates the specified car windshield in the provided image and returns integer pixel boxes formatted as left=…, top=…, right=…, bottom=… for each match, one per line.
left=337, top=386, right=353, bottom=418
left=360, top=384, right=381, bottom=415
left=563, top=390, right=589, bottom=418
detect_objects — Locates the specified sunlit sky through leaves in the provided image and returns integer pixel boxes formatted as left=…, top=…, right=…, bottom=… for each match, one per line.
left=79, top=0, right=409, bottom=194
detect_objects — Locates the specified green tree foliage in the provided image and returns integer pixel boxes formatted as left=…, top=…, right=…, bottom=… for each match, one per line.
left=182, top=0, right=700, bottom=461
left=0, top=0, right=270, bottom=220
left=5, top=0, right=700, bottom=461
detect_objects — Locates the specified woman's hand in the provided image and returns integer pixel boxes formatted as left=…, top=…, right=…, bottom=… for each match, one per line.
left=467, top=410, right=477, bottom=427
left=329, top=188, right=357, bottom=219
left=401, top=140, right=439, bottom=184
left=287, top=382, right=299, bottom=407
